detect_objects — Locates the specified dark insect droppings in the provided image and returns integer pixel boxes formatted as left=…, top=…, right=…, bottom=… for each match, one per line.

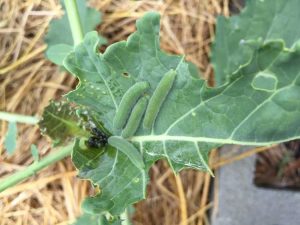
left=85, top=127, right=108, bottom=149
left=91, top=127, right=106, bottom=137
left=85, top=136, right=107, bottom=148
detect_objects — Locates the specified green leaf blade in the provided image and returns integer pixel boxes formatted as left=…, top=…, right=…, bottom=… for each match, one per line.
left=4, top=122, right=18, bottom=155
left=65, top=12, right=220, bottom=215
left=39, top=101, right=89, bottom=145
left=211, top=0, right=300, bottom=85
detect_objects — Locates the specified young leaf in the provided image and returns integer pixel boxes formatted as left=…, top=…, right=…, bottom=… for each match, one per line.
left=30, top=144, right=39, bottom=163
left=4, top=122, right=18, bottom=155
left=46, top=44, right=73, bottom=66
left=44, top=0, right=106, bottom=65
left=211, top=0, right=300, bottom=85
left=39, top=100, right=89, bottom=145
left=65, top=12, right=300, bottom=216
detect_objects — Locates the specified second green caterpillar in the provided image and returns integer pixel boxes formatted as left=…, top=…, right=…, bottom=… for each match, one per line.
left=122, top=96, right=149, bottom=138
left=113, top=81, right=149, bottom=130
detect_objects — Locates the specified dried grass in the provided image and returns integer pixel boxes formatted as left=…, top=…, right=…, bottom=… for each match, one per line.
left=0, top=0, right=259, bottom=224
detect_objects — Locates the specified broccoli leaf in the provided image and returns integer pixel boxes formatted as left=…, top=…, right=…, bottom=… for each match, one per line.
left=64, top=12, right=300, bottom=216
left=211, top=0, right=300, bottom=85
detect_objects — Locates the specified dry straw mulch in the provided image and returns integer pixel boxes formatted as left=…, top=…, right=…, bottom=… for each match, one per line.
left=0, top=0, right=264, bottom=225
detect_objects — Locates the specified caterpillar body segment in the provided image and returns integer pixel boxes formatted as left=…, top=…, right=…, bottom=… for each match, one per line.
left=108, top=136, right=145, bottom=169
left=122, top=96, right=149, bottom=138
left=143, top=69, right=177, bottom=129
left=113, top=81, right=150, bottom=130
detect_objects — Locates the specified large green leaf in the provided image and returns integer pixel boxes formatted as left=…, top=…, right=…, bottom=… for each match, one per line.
left=211, top=0, right=300, bottom=85
left=64, top=12, right=300, bottom=216
left=44, top=0, right=106, bottom=65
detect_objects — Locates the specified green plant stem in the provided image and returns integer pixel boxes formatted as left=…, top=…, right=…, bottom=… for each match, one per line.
left=0, top=143, right=73, bottom=192
left=121, top=209, right=132, bottom=225
left=0, top=111, right=39, bottom=124
left=64, top=0, right=84, bottom=46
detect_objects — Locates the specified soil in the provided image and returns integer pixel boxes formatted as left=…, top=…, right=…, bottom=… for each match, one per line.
left=254, top=141, right=300, bottom=190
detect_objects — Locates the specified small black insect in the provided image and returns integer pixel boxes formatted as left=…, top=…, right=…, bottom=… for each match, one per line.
left=91, top=127, right=107, bottom=138
left=85, top=127, right=108, bottom=149
left=86, top=136, right=107, bottom=148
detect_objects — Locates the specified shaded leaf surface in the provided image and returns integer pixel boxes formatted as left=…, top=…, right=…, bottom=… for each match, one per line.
left=211, top=0, right=300, bottom=85
left=64, top=12, right=300, bottom=216
left=39, top=101, right=88, bottom=145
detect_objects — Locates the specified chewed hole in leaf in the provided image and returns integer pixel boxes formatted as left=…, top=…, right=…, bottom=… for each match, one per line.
left=251, top=71, right=278, bottom=92
left=122, top=72, right=129, bottom=77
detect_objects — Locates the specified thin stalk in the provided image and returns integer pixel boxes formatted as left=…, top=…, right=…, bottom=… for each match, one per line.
left=64, top=0, right=84, bottom=46
left=0, top=111, right=39, bottom=124
left=121, top=209, right=132, bottom=225
left=0, top=143, right=73, bottom=192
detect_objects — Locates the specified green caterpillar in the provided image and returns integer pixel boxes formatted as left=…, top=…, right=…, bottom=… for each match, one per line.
left=143, top=69, right=177, bottom=129
left=108, top=136, right=145, bottom=169
left=122, top=96, right=148, bottom=138
left=113, top=81, right=150, bottom=130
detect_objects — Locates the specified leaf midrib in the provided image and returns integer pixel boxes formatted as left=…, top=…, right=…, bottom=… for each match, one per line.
left=130, top=134, right=300, bottom=146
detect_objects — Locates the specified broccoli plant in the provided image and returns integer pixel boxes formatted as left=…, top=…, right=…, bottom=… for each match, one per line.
left=1, top=0, right=300, bottom=224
